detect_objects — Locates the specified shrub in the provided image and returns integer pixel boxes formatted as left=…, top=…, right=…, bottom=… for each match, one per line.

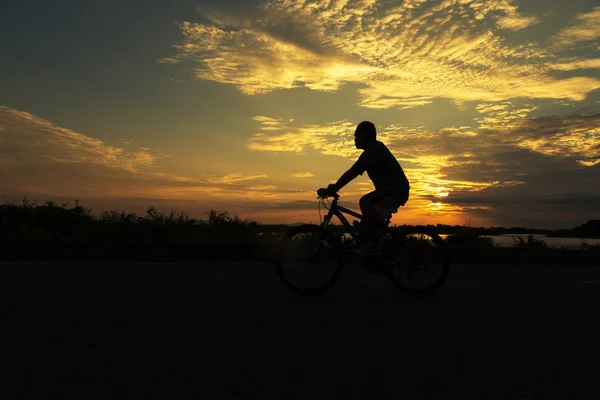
left=512, top=235, right=548, bottom=249
left=1, top=198, right=94, bottom=240
left=205, top=209, right=256, bottom=228
left=0, top=198, right=265, bottom=243
left=444, top=233, right=495, bottom=249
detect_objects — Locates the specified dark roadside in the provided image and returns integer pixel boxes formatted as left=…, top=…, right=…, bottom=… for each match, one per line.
left=1, top=239, right=599, bottom=265
left=1, top=261, right=599, bottom=399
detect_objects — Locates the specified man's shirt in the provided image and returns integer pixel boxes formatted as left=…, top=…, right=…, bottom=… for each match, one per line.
left=353, top=140, right=410, bottom=198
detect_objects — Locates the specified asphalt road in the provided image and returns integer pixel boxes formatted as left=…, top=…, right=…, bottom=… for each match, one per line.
left=1, top=262, right=599, bottom=399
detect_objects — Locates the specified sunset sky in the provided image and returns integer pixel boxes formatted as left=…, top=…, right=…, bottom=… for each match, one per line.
left=1, top=0, right=599, bottom=228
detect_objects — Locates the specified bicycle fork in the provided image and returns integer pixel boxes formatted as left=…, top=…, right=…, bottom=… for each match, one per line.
left=312, top=214, right=333, bottom=257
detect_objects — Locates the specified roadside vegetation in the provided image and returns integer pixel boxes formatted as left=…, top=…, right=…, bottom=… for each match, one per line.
left=0, top=198, right=275, bottom=244
left=0, top=198, right=597, bottom=263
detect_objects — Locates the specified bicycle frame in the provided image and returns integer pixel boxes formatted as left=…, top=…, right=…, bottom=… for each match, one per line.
left=320, top=196, right=364, bottom=245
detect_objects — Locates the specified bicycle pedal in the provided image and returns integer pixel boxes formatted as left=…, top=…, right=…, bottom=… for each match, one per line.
left=364, top=266, right=386, bottom=275
left=363, top=259, right=386, bottom=274
left=364, top=265, right=377, bottom=273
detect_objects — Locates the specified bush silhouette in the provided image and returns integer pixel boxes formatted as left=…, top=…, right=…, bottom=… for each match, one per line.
left=0, top=198, right=269, bottom=244
left=440, top=220, right=496, bottom=249
left=512, top=235, right=548, bottom=249
left=444, top=232, right=495, bottom=249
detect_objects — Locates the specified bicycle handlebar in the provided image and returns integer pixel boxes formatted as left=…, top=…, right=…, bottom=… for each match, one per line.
left=317, top=188, right=340, bottom=200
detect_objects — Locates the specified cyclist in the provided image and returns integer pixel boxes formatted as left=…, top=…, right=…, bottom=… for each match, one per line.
left=323, top=121, right=410, bottom=255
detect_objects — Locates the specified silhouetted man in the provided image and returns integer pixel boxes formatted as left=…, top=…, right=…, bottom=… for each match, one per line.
left=325, top=121, right=410, bottom=255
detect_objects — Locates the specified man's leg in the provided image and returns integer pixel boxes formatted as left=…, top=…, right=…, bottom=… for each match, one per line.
left=359, top=193, right=386, bottom=245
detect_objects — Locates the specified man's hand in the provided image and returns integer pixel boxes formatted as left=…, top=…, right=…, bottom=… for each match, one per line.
left=317, top=184, right=339, bottom=198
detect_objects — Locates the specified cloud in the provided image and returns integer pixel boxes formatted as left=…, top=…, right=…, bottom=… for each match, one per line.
left=0, top=107, right=159, bottom=172
left=496, top=14, right=539, bottom=31
left=551, top=6, right=600, bottom=50
left=511, top=114, right=600, bottom=164
left=162, top=19, right=376, bottom=95
left=0, top=106, right=316, bottom=217
left=292, top=172, right=314, bottom=178
left=427, top=114, right=600, bottom=227
left=162, top=0, right=600, bottom=109
left=248, top=116, right=358, bottom=156
left=4, top=105, right=597, bottom=227
left=252, top=116, right=283, bottom=125
left=476, top=102, right=512, bottom=114
left=439, top=161, right=600, bottom=228
left=247, top=108, right=600, bottom=226
left=208, top=173, right=268, bottom=184
left=548, top=58, right=600, bottom=71
left=246, top=185, right=277, bottom=191
left=474, top=103, right=540, bottom=131
left=482, top=0, right=540, bottom=31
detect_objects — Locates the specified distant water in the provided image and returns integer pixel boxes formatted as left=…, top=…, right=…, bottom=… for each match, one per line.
left=441, top=233, right=600, bottom=248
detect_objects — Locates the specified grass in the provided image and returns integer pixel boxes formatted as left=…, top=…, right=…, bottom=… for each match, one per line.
left=0, top=197, right=274, bottom=244
left=443, top=231, right=496, bottom=249
left=436, top=219, right=496, bottom=249
left=1, top=197, right=598, bottom=264
left=512, top=235, right=548, bottom=249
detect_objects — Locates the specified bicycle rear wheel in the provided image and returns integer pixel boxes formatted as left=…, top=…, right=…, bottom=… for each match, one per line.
left=274, top=224, right=344, bottom=296
left=383, top=227, right=450, bottom=296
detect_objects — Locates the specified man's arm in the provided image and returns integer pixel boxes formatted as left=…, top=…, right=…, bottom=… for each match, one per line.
left=328, top=163, right=365, bottom=193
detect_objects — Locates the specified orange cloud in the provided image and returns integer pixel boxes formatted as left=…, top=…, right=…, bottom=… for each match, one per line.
left=3, top=105, right=598, bottom=227
left=248, top=117, right=358, bottom=156
left=291, top=172, right=314, bottom=178
left=496, top=14, right=539, bottom=31
left=0, top=107, right=159, bottom=172
left=208, top=173, right=268, bottom=184
left=0, top=106, right=316, bottom=218
left=246, top=108, right=600, bottom=225
left=162, top=0, right=600, bottom=108
left=551, top=6, right=600, bottom=49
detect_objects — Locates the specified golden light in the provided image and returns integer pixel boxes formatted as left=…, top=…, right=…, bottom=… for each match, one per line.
left=428, top=202, right=444, bottom=209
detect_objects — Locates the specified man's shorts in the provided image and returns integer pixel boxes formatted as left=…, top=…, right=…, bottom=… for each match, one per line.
left=360, top=190, right=409, bottom=219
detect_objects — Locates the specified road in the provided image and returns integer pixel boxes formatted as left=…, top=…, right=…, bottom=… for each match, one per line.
left=1, top=262, right=599, bottom=399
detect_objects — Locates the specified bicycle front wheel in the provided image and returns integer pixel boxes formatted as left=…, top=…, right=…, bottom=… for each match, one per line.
left=383, top=227, right=450, bottom=296
left=274, top=224, right=344, bottom=296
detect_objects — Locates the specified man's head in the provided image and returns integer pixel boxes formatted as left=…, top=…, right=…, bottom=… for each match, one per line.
left=354, top=121, right=376, bottom=150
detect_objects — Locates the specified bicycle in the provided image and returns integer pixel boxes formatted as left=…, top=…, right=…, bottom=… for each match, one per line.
left=274, top=189, right=451, bottom=296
